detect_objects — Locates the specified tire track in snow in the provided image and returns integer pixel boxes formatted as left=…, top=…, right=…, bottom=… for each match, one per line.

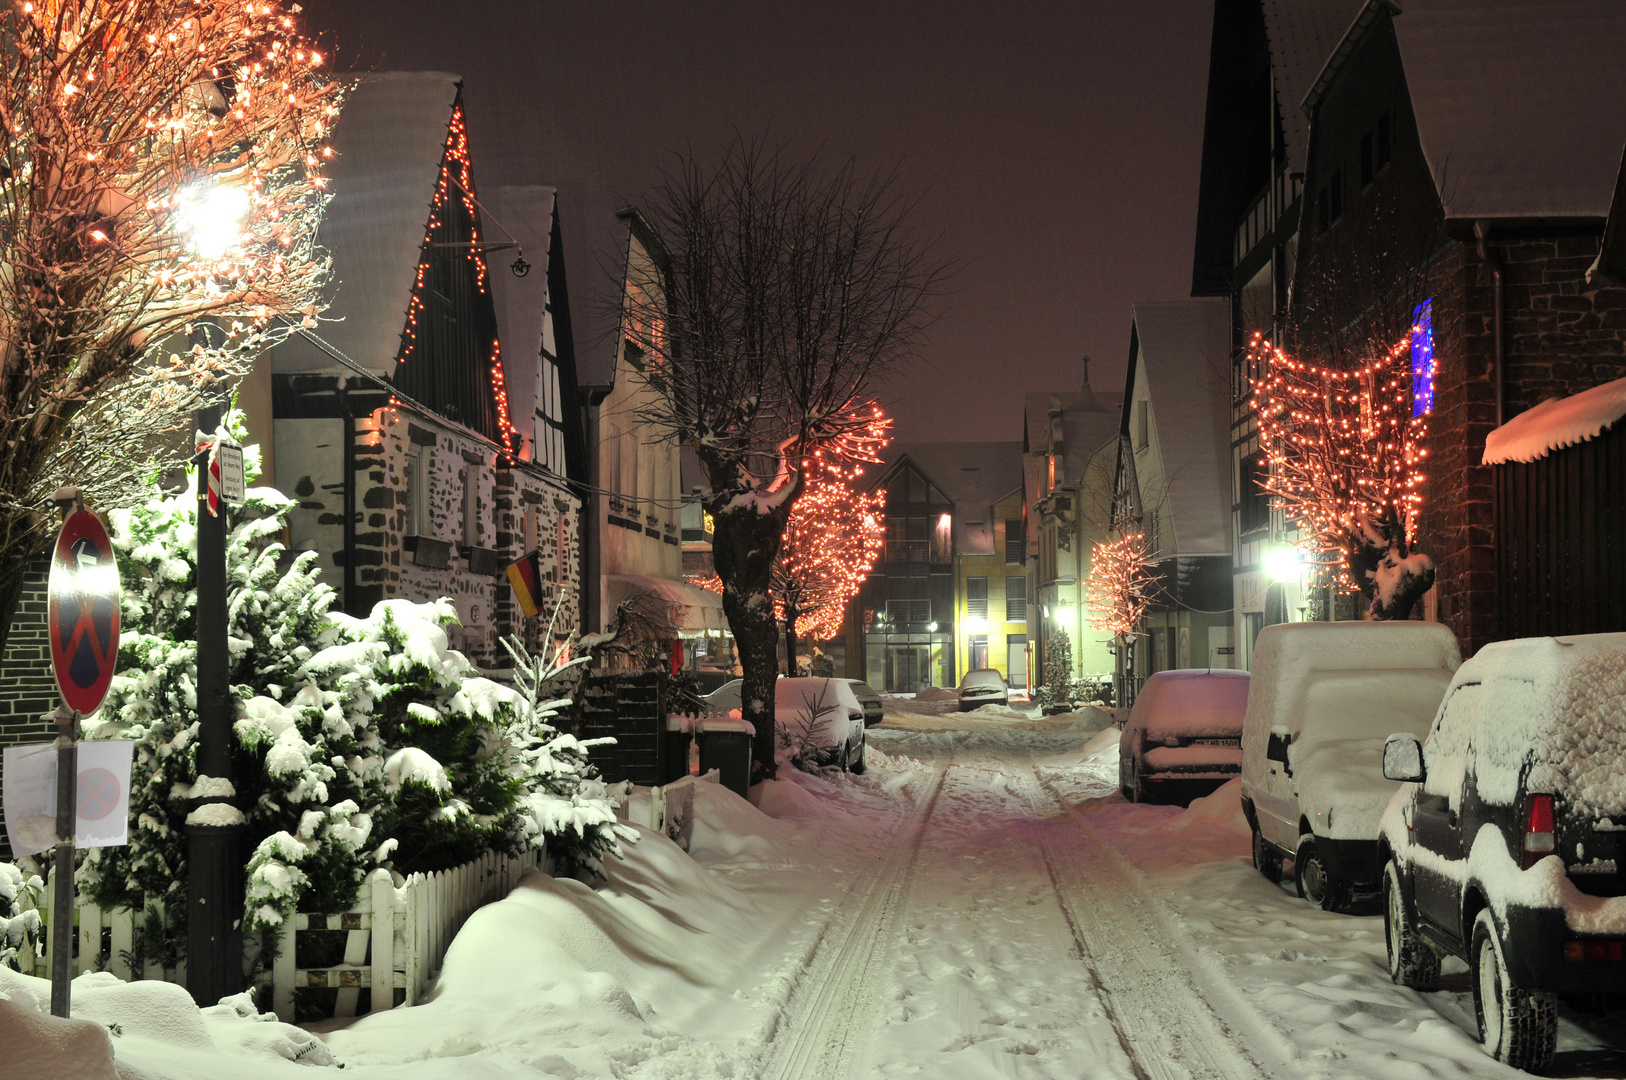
left=759, top=761, right=950, bottom=1080
left=1021, top=767, right=1280, bottom=1080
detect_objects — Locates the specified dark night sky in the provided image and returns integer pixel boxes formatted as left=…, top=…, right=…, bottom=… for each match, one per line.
left=304, top=0, right=1215, bottom=442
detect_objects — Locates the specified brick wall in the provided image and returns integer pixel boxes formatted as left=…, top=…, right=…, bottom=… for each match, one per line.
left=0, top=553, right=57, bottom=858
left=1418, top=232, right=1626, bottom=656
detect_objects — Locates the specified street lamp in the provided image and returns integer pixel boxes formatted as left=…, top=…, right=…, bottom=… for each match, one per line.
left=176, top=183, right=250, bottom=258
left=1264, top=544, right=1305, bottom=583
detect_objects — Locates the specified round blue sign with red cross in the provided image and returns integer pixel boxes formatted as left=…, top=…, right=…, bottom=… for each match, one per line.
left=48, top=511, right=121, bottom=715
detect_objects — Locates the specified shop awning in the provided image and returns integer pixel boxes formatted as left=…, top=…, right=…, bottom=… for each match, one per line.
left=604, top=574, right=730, bottom=637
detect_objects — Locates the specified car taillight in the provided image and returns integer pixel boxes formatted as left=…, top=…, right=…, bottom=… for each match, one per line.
left=1523, top=794, right=1556, bottom=868
left=1564, top=939, right=1626, bottom=963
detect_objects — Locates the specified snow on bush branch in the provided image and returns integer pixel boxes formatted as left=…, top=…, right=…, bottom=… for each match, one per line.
left=85, top=417, right=627, bottom=955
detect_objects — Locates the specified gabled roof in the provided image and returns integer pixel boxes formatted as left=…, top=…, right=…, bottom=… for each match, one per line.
left=485, top=185, right=587, bottom=482
left=1125, top=300, right=1233, bottom=558
left=1588, top=142, right=1626, bottom=285
left=272, top=72, right=463, bottom=376
left=1262, top=0, right=1366, bottom=174
left=875, top=442, right=1025, bottom=509
left=1308, top=0, right=1626, bottom=221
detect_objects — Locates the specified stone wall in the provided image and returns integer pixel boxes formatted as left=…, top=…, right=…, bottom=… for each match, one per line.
left=0, top=553, right=57, bottom=858
left=1417, top=231, right=1624, bottom=656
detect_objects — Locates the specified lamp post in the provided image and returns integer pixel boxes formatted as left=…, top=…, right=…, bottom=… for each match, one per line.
left=185, top=401, right=244, bottom=1005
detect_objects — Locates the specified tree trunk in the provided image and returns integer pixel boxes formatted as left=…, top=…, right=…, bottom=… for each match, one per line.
left=784, top=609, right=799, bottom=676
left=711, top=500, right=794, bottom=782
left=1347, top=512, right=1435, bottom=621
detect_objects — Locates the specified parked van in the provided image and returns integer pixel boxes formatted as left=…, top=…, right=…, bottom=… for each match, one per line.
left=1241, top=621, right=1460, bottom=911
left=1380, top=633, right=1626, bottom=1072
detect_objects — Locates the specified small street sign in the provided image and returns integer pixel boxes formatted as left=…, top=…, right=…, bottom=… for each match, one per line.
left=47, top=511, right=121, bottom=715
left=1, top=739, right=133, bottom=855
left=217, top=441, right=246, bottom=503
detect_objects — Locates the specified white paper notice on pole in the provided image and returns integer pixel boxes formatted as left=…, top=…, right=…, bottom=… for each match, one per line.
left=2, top=740, right=134, bottom=855
left=217, top=441, right=246, bottom=504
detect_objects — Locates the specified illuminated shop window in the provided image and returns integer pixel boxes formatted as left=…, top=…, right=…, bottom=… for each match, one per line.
left=1411, top=299, right=1434, bottom=417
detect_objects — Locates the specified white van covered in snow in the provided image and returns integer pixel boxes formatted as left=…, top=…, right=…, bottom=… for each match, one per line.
left=1241, top=621, right=1460, bottom=911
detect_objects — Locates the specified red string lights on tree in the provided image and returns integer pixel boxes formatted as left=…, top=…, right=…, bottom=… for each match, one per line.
left=770, top=475, right=887, bottom=643
left=1246, top=325, right=1436, bottom=620
left=1085, top=532, right=1157, bottom=639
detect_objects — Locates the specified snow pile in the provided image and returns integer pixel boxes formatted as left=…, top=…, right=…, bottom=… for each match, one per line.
left=0, top=966, right=333, bottom=1075
left=1167, top=777, right=1251, bottom=840
left=913, top=686, right=958, bottom=703
left=1482, top=374, right=1626, bottom=464
left=322, top=824, right=763, bottom=1075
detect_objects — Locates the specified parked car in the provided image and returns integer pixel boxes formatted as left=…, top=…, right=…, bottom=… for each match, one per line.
left=703, top=678, right=744, bottom=715
left=1379, top=633, right=1626, bottom=1072
left=1119, top=669, right=1251, bottom=805
left=957, top=668, right=1009, bottom=711
left=774, top=677, right=866, bottom=773
left=846, top=680, right=884, bottom=726
left=1240, top=621, right=1460, bottom=912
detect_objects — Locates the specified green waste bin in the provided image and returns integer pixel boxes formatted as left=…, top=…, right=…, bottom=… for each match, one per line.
left=695, top=717, right=755, bottom=800
left=662, top=717, right=694, bottom=785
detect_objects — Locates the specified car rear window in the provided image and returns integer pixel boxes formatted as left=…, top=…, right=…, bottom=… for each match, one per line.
left=1139, top=674, right=1250, bottom=739
left=962, top=670, right=1005, bottom=691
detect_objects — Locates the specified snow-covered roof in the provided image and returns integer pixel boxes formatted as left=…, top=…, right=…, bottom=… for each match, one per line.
left=1128, top=300, right=1233, bottom=558
left=1482, top=376, right=1626, bottom=465
left=485, top=185, right=557, bottom=459
left=1262, top=0, right=1365, bottom=173
left=1310, top=1, right=1626, bottom=221
left=273, top=72, right=462, bottom=375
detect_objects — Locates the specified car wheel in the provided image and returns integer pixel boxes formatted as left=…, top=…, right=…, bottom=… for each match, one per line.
left=1251, top=823, right=1283, bottom=883
left=1294, top=834, right=1352, bottom=913
left=1471, top=908, right=1556, bottom=1071
left=848, top=733, right=867, bottom=775
left=1383, top=861, right=1440, bottom=990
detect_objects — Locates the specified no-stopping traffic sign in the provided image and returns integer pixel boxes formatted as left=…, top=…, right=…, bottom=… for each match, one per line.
left=47, top=510, right=121, bottom=715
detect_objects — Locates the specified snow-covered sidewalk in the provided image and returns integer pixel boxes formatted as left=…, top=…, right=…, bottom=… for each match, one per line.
left=12, top=705, right=1626, bottom=1078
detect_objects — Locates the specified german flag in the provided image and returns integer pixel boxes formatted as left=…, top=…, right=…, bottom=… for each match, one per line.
left=506, top=550, right=544, bottom=618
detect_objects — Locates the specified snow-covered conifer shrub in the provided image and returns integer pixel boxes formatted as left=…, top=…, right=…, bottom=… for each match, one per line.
left=0, top=860, right=43, bottom=972
left=499, top=629, right=634, bottom=876
left=1035, top=630, right=1075, bottom=711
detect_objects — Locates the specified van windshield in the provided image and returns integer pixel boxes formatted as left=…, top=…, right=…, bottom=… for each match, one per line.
left=1294, top=669, right=1450, bottom=757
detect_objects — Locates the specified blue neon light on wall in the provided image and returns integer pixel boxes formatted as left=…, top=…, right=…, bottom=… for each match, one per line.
left=1411, top=299, right=1434, bottom=417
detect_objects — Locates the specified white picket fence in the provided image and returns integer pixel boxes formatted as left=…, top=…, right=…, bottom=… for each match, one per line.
left=25, top=847, right=544, bottom=1022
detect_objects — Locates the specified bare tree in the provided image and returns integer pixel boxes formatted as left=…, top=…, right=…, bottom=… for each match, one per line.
left=0, top=1, right=341, bottom=626
left=628, top=135, right=945, bottom=779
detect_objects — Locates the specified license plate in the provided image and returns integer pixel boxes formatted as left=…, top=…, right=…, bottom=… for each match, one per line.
left=1189, top=738, right=1239, bottom=747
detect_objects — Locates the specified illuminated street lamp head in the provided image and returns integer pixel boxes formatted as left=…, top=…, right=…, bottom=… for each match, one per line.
left=1264, top=545, right=1305, bottom=583
left=926, top=621, right=939, bottom=632
left=178, top=184, right=251, bottom=258
left=963, top=616, right=988, bottom=634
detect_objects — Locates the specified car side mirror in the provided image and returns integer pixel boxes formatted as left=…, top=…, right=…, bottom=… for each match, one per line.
left=1266, top=729, right=1292, bottom=767
left=1383, top=733, right=1425, bottom=783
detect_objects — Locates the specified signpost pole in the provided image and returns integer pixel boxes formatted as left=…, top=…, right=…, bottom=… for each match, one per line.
left=48, top=705, right=77, bottom=1017
left=186, top=402, right=244, bottom=1005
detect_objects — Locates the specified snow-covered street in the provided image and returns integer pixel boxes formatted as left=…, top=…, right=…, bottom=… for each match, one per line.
left=15, top=702, right=1626, bottom=1079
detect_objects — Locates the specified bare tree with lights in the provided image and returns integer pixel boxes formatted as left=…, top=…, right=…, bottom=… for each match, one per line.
left=628, top=135, right=944, bottom=779
left=1247, top=332, right=1434, bottom=620
left=1085, top=530, right=1157, bottom=702
left=0, top=0, right=342, bottom=628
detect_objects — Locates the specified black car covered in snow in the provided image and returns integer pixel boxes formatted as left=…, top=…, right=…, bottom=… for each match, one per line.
left=1379, top=632, right=1626, bottom=1073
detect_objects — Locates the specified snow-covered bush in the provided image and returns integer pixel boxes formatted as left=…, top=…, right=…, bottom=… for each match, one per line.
left=500, top=629, right=635, bottom=876
left=0, top=860, right=43, bottom=972
left=83, top=422, right=340, bottom=964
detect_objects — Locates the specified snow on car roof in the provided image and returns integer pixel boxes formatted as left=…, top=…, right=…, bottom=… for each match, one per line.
left=1441, top=633, right=1626, bottom=815
left=1131, top=669, right=1251, bottom=739
left=1482, top=375, right=1626, bottom=465
left=1242, top=622, right=1461, bottom=747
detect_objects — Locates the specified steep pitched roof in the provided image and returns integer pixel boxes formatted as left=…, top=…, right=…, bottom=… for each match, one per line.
left=876, top=442, right=1024, bottom=508
left=485, top=185, right=587, bottom=482
left=1262, top=0, right=1366, bottom=174
left=1127, top=300, right=1233, bottom=558
left=1308, top=0, right=1626, bottom=221
left=1590, top=144, right=1626, bottom=285
left=272, top=72, right=463, bottom=377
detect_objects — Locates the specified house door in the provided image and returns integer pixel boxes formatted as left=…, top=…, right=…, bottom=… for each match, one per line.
left=886, top=644, right=930, bottom=692
left=1007, top=634, right=1028, bottom=688
left=968, top=635, right=989, bottom=671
